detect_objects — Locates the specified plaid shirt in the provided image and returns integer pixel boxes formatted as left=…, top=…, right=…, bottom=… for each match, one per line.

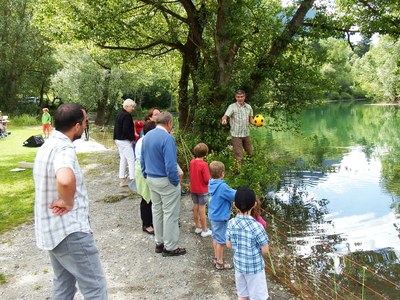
left=224, top=102, right=253, bottom=137
left=226, top=214, right=269, bottom=274
left=33, top=130, right=91, bottom=250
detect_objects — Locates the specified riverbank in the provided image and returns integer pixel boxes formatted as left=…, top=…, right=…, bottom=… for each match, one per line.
left=0, top=150, right=298, bottom=299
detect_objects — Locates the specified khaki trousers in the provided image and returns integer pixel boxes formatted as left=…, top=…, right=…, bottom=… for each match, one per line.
left=231, top=136, right=253, bottom=162
left=146, top=177, right=181, bottom=251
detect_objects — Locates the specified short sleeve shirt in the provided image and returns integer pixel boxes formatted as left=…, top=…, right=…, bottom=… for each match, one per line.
left=33, top=130, right=91, bottom=250
left=226, top=214, right=269, bottom=274
left=224, top=102, right=253, bottom=137
left=41, top=113, right=51, bottom=125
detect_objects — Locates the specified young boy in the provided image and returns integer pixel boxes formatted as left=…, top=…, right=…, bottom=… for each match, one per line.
left=208, top=161, right=236, bottom=270
left=41, top=108, right=51, bottom=138
left=189, top=143, right=212, bottom=237
left=226, top=186, right=270, bottom=300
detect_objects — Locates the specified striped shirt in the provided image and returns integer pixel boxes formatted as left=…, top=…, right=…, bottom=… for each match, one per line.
left=33, top=130, right=91, bottom=250
left=224, top=102, right=253, bottom=137
left=226, top=214, right=269, bottom=274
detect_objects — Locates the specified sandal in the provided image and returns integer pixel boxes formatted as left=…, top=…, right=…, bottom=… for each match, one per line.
left=212, top=257, right=217, bottom=265
left=142, top=226, right=154, bottom=235
left=215, top=261, right=233, bottom=270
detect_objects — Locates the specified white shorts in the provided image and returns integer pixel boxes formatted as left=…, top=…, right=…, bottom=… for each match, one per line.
left=235, top=269, right=269, bottom=300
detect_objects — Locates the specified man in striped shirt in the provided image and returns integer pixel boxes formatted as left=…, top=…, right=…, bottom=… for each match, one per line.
left=34, top=103, right=107, bottom=299
left=221, top=90, right=256, bottom=163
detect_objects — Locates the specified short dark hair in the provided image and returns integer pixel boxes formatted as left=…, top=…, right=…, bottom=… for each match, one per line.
left=54, top=103, right=85, bottom=133
left=193, top=143, right=208, bottom=158
left=235, top=89, right=246, bottom=95
left=143, top=121, right=156, bottom=135
left=234, top=186, right=256, bottom=213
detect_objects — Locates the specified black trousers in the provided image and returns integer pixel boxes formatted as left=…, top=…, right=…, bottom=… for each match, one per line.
left=140, top=198, right=153, bottom=227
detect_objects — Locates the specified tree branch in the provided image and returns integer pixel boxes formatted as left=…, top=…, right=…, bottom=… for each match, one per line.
left=250, top=0, right=315, bottom=88
left=96, top=40, right=184, bottom=53
left=138, top=0, right=188, bottom=24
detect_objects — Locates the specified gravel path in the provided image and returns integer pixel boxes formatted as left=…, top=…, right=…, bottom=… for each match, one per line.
left=0, top=150, right=298, bottom=300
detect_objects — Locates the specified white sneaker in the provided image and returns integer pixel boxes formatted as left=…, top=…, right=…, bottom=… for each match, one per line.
left=201, top=229, right=212, bottom=237
left=194, top=227, right=202, bottom=234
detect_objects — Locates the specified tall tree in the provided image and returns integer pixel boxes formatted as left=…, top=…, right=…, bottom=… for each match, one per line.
left=35, top=0, right=341, bottom=149
left=0, top=0, right=57, bottom=112
left=352, top=36, right=400, bottom=102
left=337, top=0, right=400, bottom=38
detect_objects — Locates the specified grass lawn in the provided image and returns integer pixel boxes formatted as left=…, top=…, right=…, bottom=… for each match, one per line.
left=0, top=126, right=43, bottom=234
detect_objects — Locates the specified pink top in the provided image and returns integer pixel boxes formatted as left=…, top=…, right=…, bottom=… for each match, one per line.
left=254, top=215, right=267, bottom=229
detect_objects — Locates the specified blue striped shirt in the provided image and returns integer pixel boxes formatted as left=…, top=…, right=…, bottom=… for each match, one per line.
left=33, top=130, right=91, bottom=250
left=226, top=214, right=269, bottom=274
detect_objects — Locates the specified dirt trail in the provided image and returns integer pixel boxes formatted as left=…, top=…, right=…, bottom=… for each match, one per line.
left=0, top=150, right=298, bottom=299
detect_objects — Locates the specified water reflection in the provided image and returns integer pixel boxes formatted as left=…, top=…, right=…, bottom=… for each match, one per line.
left=270, top=146, right=400, bottom=255
left=262, top=102, right=400, bottom=297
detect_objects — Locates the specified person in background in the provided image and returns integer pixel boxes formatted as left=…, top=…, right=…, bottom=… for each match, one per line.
left=33, top=103, right=107, bottom=299
left=0, top=111, right=4, bottom=137
left=221, top=90, right=256, bottom=163
left=139, top=107, right=160, bottom=138
left=208, top=161, right=236, bottom=270
left=134, top=121, right=156, bottom=235
left=42, top=108, right=52, bottom=138
left=84, top=117, right=89, bottom=141
left=141, top=112, right=186, bottom=257
left=250, top=198, right=267, bottom=229
left=226, top=186, right=270, bottom=300
left=189, top=143, right=212, bottom=238
left=145, top=107, right=161, bottom=122
left=113, top=99, right=136, bottom=187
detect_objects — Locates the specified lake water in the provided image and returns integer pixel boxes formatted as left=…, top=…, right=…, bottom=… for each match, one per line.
left=259, top=101, right=400, bottom=298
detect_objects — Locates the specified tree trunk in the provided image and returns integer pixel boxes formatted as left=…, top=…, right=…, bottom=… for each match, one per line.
left=178, top=54, right=190, bottom=131
left=96, top=101, right=106, bottom=125
left=95, top=68, right=111, bottom=125
left=250, top=0, right=315, bottom=90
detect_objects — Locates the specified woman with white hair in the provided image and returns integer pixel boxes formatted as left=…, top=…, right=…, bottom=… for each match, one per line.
left=113, top=98, right=136, bottom=187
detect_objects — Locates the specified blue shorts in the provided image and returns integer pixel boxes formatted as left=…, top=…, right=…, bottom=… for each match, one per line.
left=210, top=220, right=227, bottom=245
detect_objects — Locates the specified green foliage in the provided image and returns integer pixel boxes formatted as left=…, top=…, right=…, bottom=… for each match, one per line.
left=190, top=104, right=228, bottom=152
left=176, top=131, right=288, bottom=198
left=319, top=38, right=362, bottom=100
left=0, top=273, right=7, bottom=284
left=0, top=0, right=59, bottom=112
left=10, top=114, right=40, bottom=126
left=207, top=140, right=284, bottom=198
left=352, top=36, right=400, bottom=102
left=49, top=44, right=178, bottom=124
left=337, top=0, right=400, bottom=38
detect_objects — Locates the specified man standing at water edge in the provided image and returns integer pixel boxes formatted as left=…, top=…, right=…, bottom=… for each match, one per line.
left=141, top=111, right=186, bottom=257
left=33, top=103, right=107, bottom=299
left=221, top=89, right=256, bottom=163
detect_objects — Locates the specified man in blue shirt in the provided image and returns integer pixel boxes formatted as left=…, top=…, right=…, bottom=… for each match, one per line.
left=141, top=112, right=186, bottom=257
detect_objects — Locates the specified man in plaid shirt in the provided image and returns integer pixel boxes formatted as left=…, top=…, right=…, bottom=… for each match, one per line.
left=221, top=90, right=256, bottom=163
left=34, top=103, right=107, bottom=299
left=226, top=186, right=270, bottom=300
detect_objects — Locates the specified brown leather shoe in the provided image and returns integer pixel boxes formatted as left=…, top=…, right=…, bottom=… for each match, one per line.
left=162, top=247, right=187, bottom=257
